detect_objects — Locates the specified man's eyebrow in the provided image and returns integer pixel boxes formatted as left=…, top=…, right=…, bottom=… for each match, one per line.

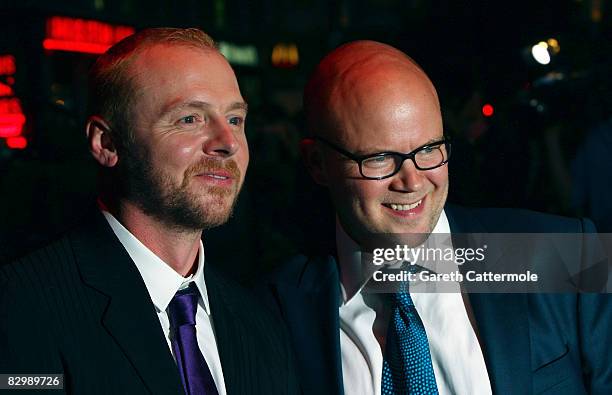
left=352, top=137, right=444, bottom=156
left=160, top=100, right=211, bottom=117
left=227, top=102, right=248, bottom=113
left=160, top=100, right=248, bottom=117
left=421, top=137, right=444, bottom=146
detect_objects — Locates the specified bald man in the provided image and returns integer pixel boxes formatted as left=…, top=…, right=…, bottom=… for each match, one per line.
left=263, top=41, right=611, bottom=395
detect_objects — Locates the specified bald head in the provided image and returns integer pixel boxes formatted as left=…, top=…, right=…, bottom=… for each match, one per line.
left=301, top=40, right=448, bottom=241
left=304, top=40, right=440, bottom=139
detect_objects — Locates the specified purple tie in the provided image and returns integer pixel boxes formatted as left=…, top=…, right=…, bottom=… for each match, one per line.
left=168, top=283, right=219, bottom=395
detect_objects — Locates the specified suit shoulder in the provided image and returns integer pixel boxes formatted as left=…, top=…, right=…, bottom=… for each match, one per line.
left=451, top=205, right=592, bottom=233
left=265, top=254, right=338, bottom=289
left=207, top=264, right=292, bottom=343
left=0, top=233, right=83, bottom=332
left=265, top=254, right=310, bottom=285
left=207, top=263, right=281, bottom=317
left=1, top=234, right=76, bottom=292
left=0, top=235, right=78, bottom=337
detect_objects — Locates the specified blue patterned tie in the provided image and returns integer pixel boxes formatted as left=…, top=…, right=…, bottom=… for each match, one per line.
left=168, top=283, right=219, bottom=395
left=382, top=278, right=439, bottom=394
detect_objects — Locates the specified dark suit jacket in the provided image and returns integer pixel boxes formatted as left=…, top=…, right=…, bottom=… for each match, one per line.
left=263, top=205, right=611, bottom=395
left=0, top=210, right=300, bottom=395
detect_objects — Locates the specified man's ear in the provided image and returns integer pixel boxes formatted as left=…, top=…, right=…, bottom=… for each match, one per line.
left=85, top=116, right=119, bottom=168
left=300, top=138, right=328, bottom=186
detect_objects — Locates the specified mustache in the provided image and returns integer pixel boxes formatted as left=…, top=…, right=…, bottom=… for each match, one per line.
left=183, top=158, right=241, bottom=182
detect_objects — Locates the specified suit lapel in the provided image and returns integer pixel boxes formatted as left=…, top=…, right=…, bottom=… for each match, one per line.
left=70, top=210, right=184, bottom=395
left=446, top=205, right=533, bottom=394
left=468, top=293, right=532, bottom=394
left=203, top=264, right=250, bottom=394
left=271, top=256, right=344, bottom=395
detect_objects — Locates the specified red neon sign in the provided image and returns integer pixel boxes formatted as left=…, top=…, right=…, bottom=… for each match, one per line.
left=0, top=98, right=25, bottom=138
left=0, top=55, right=16, bottom=75
left=6, top=136, right=27, bottom=149
left=0, top=55, right=16, bottom=96
left=0, top=97, right=22, bottom=113
left=0, top=114, right=26, bottom=138
left=0, top=82, right=13, bottom=97
left=43, top=16, right=135, bottom=55
left=0, top=54, right=26, bottom=147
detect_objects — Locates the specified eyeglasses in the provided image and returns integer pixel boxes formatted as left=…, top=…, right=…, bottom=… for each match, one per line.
left=313, top=136, right=451, bottom=180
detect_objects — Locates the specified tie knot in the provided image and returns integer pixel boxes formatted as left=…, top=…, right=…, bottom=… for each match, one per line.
left=168, top=283, right=200, bottom=329
left=391, top=261, right=419, bottom=306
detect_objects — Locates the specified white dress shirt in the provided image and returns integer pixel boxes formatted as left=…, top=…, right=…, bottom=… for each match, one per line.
left=102, top=211, right=226, bottom=395
left=337, top=210, right=492, bottom=395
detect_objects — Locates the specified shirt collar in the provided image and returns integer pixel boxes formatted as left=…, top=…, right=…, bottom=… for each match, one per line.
left=337, top=209, right=451, bottom=305
left=101, top=210, right=210, bottom=315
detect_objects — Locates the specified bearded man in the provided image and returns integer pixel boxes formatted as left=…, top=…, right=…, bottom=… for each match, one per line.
left=0, top=28, right=299, bottom=395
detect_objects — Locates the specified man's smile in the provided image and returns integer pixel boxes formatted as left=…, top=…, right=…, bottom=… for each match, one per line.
left=195, top=171, right=235, bottom=187
left=382, top=196, right=426, bottom=216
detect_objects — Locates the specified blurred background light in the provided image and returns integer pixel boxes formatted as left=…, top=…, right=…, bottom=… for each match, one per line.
left=271, top=43, right=299, bottom=68
left=42, top=16, right=134, bottom=55
left=6, top=136, right=27, bottom=149
left=547, top=38, right=560, bottom=54
left=0, top=83, right=14, bottom=97
left=0, top=55, right=16, bottom=75
left=219, top=41, right=259, bottom=66
left=531, top=41, right=551, bottom=65
left=0, top=114, right=26, bottom=138
left=482, top=103, right=494, bottom=117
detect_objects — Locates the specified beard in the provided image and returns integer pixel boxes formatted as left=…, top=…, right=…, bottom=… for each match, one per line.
left=115, top=143, right=242, bottom=232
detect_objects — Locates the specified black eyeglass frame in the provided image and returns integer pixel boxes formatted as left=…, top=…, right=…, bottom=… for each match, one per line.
left=312, top=136, right=451, bottom=180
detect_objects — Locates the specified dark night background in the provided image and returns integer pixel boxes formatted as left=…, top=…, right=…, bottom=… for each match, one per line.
left=1, top=0, right=611, bottom=277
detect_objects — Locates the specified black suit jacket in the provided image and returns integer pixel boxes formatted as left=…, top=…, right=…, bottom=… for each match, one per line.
left=0, top=210, right=300, bottom=395
left=263, top=205, right=611, bottom=395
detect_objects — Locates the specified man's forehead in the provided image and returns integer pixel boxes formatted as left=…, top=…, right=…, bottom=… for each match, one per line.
left=329, top=58, right=435, bottom=107
left=127, top=43, right=220, bottom=74
left=126, top=43, right=239, bottom=99
left=305, top=41, right=439, bottom=138
left=326, top=65, right=440, bottom=137
left=310, top=41, right=428, bottom=90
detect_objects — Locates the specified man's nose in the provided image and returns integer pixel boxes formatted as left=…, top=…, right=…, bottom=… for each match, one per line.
left=203, top=118, right=239, bottom=157
left=389, top=159, right=424, bottom=191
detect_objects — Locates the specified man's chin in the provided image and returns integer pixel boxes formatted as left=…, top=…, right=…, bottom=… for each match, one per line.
left=375, top=218, right=436, bottom=244
left=195, top=197, right=238, bottom=228
left=140, top=196, right=236, bottom=231
left=201, top=207, right=234, bottom=229
left=382, top=216, right=433, bottom=234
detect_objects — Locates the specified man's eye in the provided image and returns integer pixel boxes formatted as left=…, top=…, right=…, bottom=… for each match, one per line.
left=418, top=145, right=440, bottom=155
left=179, top=115, right=198, bottom=124
left=363, top=155, right=394, bottom=168
left=421, top=146, right=434, bottom=153
left=228, top=116, right=243, bottom=126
